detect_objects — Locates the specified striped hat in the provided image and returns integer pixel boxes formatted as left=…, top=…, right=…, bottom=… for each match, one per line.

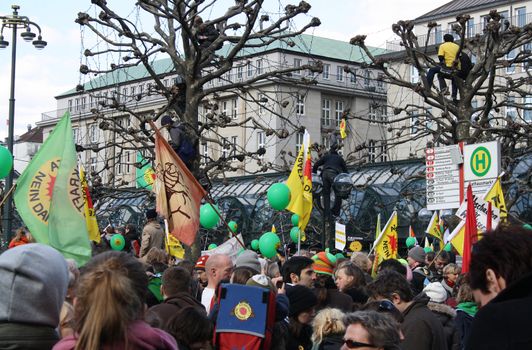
left=312, top=251, right=337, bottom=276
left=195, top=255, right=210, bottom=270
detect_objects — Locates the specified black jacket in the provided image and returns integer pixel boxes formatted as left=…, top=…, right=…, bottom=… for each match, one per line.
left=313, top=152, right=347, bottom=174
left=466, top=272, right=532, bottom=350
left=402, top=296, right=448, bottom=350
left=317, top=334, right=344, bottom=350
left=427, top=302, right=460, bottom=350
left=146, top=292, right=206, bottom=331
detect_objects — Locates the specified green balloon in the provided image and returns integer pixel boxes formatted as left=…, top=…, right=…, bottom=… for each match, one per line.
left=424, top=246, right=433, bottom=253
left=443, top=243, right=452, bottom=252
left=267, top=183, right=291, bottom=210
left=0, top=146, right=13, bottom=180
left=200, top=203, right=220, bottom=229
left=258, top=231, right=281, bottom=258
left=405, top=237, right=417, bottom=248
left=208, top=243, right=218, bottom=250
left=228, top=221, right=238, bottom=233
left=290, top=227, right=300, bottom=243
left=110, top=234, right=125, bottom=251
left=251, top=239, right=260, bottom=251
left=523, top=224, right=532, bottom=230
left=291, top=214, right=300, bottom=226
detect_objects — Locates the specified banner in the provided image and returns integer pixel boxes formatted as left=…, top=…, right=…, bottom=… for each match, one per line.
left=201, top=234, right=244, bottom=263
left=136, top=151, right=156, bottom=190
left=80, top=165, right=100, bottom=243
left=483, top=177, right=507, bottom=218
left=455, top=190, right=500, bottom=232
left=13, top=111, right=91, bottom=266
left=373, top=211, right=398, bottom=261
left=335, top=222, right=346, bottom=250
left=151, top=121, right=206, bottom=246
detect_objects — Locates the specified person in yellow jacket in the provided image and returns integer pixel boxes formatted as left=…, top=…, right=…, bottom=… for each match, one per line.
left=427, top=34, right=460, bottom=100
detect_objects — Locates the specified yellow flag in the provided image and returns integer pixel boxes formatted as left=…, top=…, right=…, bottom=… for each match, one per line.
left=339, top=118, right=347, bottom=139
left=164, top=220, right=185, bottom=259
left=286, top=130, right=312, bottom=231
left=79, top=165, right=100, bottom=243
left=483, top=178, right=507, bottom=218
left=373, top=211, right=398, bottom=267
left=449, top=220, right=465, bottom=256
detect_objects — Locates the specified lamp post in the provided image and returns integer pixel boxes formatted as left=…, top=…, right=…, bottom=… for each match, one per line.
left=1, top=5, right=47, bottom=242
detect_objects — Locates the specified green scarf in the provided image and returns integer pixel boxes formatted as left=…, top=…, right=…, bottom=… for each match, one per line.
left=456, top=301, right=478, bottom=317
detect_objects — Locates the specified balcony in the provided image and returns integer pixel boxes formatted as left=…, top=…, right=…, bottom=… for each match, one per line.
left=386, top=12, right=532, bottom=51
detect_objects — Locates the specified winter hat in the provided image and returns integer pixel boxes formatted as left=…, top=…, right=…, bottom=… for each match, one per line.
left=312, top=251, right=337, bottom=276
left=423, top=282, right=448, bottom=303
left=195, top=255, right=210, bottom=270
left=246, top=274, right=275, bottom=292
left=408, top=246, right=426, bottom=264
left=146, top=208, right=158, bottom=220
left=0, top=243, right=69, bottom=327
left=235, top=250, right=261, bottom=274
left=286, top=285, right=318, bottom=317
left=161, top=115, right=173, bottom=126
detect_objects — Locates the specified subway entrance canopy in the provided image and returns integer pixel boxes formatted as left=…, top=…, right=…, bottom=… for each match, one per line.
left=95, top=157, right=532, bottom=251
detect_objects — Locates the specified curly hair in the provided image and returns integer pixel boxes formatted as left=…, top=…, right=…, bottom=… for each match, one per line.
left=311, top=308, right=346, bottom=345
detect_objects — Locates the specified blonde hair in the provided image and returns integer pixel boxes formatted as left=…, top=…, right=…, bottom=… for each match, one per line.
left=443, top=263, right=460, bottom=276
left=73, top=251, right=148, bottom=350
left=350, top=252, right=371, bottom=272
left=311, top=308, right=346, bottom=345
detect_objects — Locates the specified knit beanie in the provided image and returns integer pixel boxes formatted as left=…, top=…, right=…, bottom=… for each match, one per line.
left=246, top=274, right=275, bottom=292
left=423, top=282, right=448, bottom=303
left=312, top=251, right=336, bottom=276
left=195, top=255, right=209, bottom=270
left=286, top=285, right=318, bottom=317
left=408, top=246, right=426, bottom=264
left=146, top=208, right=158, bottom=220
left=0, top=243, right=69, bottom=327
left=235, top=250, right=261, bottom=274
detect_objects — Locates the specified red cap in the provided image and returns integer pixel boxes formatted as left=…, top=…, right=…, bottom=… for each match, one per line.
left=195, top=255, right=210, bottom=270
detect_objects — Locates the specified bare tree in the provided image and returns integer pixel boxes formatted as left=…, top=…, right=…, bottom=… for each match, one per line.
left=350, top=10, right=532, bottom=210
left=75, top=0, right=322, bottom=185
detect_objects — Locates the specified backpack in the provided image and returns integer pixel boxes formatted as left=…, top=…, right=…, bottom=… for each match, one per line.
left=213, top=284, right=277, bottom=350
left=459, top=53, right=473, bottom=76
left=178, top=136, right=196, bottom=163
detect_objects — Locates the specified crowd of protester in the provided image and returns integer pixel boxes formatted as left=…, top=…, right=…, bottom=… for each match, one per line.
left=1, top=212, right=531, bottom=350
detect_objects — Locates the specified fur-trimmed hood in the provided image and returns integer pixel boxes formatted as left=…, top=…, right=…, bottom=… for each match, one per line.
left=427, top=301, right=456, bottom=318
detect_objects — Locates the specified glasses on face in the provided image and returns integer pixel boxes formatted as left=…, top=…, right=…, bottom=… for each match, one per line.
left=343, top=339, right=376, bottom=349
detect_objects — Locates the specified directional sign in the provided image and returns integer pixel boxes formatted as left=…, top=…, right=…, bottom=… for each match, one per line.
left=463, top=141, right=501, bottom=196
left=426, top=145, right=461, bottom=210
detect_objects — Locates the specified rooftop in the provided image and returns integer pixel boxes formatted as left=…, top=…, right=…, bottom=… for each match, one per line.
left=57, top=33, right=388, bottom=97
left=414, top=0, right=519, bottom=23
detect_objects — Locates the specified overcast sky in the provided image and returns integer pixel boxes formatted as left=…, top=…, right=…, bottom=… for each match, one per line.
left=0, top=0, right=449, bottom=141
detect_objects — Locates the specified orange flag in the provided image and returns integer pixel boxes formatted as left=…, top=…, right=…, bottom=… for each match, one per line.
left=150, top=121, right=206, bottom=246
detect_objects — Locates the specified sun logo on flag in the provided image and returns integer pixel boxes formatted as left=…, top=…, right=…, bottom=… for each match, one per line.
left=26, top=158, right=85, bottom=224
left=388, top=234, right=398, bottom=255
left=233, top=301, right=254, bottom=321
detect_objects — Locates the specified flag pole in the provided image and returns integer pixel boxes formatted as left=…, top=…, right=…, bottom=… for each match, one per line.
left=0, top=184, right=16, bottom=208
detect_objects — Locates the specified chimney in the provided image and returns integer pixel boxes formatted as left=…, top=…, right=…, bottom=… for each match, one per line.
left=27, top=124, right=32, bottom=131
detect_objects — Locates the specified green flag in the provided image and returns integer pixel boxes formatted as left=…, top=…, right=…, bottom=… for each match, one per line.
left=14, top=112, right=91, bottom=266
left=136, top=151, right=155, bottom=190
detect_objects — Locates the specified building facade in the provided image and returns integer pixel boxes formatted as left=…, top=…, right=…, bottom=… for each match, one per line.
left=37, top=34, right=389, bottom=187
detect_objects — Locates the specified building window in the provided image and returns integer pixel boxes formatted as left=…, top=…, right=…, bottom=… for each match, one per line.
left=410, top=65, right=419, bottom=83
left=90, top=157, right=97, bottom=174
left=231, top=98, right=238, bottom=119
left=247, top=62, right=253, bottom=77
left=321, top=98, right=331, bottom=127
left=323, top=64, right=330, bottom=80
left=350, top=68, right=357, bottom=84
left=222, top=100, right=228, bottom=116
left=335, top=100, right=344, bottom=127
left=256, top=59, right=263, bottom=75
left=364, top=70, right=371, bottom=86
left=257, top=131, right=265, bottom=159
left=296, top=132, right=304, bottom=154
left=258, top=93, right=266, bottom=113
left=201, top=143, right=209, bottom=164
left=435, top=24, right=443, bottom=44
left=516, top=7, right=526, bottom=27
left=221, top=139, right=230, bottom=158
left=296, top=94, right=305, bottom=116
left=380, top=142, right=388, bottom=162
left=72, top=128, right=79, bottom=144
left=506, top=96, right=517, bottom=120
left=336, top=66, right=344, bottom=82
left=410, top=110, right=419, bottom=134
left=466, top=19, right=475, bottom=38
left=293, top=58, right=302, bottom=75
left=81, top=97, right=87, bottom=110
left=368, top=140, right=376, bottom=163
left=321, top=135, right=330, bottom=149
left=130, top=86, right=136, bottom=96
left=237, top=65, right=243, bottom=80
left=68, top=99, right=73, bottom=112
left=506, top=49, right=517, bottom=74
left=75, top=98, right=80, bottom=111
left=89, top=124, right=99, bottom=143
left=524, top=95, right=532, bottom=121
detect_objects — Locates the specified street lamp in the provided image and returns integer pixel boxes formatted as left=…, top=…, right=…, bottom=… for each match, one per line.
left=1, top=5, right=47, bottom=242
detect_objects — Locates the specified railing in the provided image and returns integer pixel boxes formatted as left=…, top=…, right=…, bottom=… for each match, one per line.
left=386, top=12, right=532, bottom=51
